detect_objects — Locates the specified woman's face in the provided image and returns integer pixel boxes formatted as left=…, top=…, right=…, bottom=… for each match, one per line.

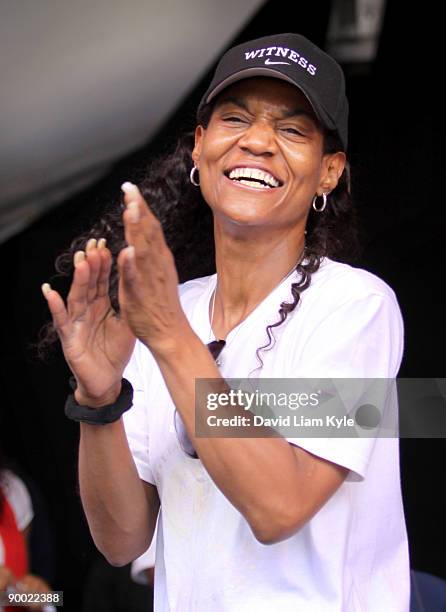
left=192, top=76, right=344, bottom=233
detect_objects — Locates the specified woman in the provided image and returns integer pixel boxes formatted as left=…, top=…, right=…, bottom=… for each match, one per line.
left=41, top=33, right=410, bottom=610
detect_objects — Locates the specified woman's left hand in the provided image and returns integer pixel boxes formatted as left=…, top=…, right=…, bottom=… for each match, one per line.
left=117, top=182, right=192, bottom=354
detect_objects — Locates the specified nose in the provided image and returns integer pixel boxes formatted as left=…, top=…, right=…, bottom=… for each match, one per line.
left=237, top=120, right=278, bottom=156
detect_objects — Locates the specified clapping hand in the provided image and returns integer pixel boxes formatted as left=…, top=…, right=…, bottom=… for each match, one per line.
left=116, top=182, right=190, bottom=354
left=42, top=182, right=190, bottom=406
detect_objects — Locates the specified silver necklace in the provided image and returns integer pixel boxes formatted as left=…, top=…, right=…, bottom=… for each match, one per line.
left=208, top=246, right=306, bottom=366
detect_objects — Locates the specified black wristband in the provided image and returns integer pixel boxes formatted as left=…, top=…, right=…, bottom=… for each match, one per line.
left=65, top=377, right=134, bottom=425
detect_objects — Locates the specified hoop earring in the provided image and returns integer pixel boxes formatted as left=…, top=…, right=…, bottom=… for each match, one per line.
left=312, top=192, right=327, bottom=212
left=190, top=165, right=200, bottom=187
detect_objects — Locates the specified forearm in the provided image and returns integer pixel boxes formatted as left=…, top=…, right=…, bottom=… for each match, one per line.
left=152, top=331, right=301, bottom=544
left=78, top=418, right=157, bottom=565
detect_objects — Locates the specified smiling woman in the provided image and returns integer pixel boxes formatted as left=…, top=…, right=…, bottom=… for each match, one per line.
left=192, top=77, right=346, bottom=244
left=39, top=33, right=410, bottom=611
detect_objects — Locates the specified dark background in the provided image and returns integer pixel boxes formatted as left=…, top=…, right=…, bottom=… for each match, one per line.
left=0, top=1, right=439, bottom=610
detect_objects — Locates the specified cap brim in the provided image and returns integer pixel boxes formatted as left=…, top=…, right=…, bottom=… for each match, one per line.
left=204, top=67, right=337, bottom=133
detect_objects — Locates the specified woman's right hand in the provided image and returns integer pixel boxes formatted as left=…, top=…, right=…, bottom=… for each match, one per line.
left=41, top=238, right=136, bottom=407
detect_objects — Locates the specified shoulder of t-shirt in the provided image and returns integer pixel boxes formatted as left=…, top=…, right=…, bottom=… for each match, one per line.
left=0, top=469, right=34, bottom=531
left=311, top=257, right=400, bottom=305
left=177, top=274, right=214, bottom=308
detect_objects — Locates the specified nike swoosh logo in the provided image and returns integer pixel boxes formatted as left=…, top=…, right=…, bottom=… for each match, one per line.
left=264, top=58, right=291, bottom=65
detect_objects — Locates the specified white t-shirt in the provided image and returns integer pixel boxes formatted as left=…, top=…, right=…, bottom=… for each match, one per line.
left=122, top=257, right=410, bottom=611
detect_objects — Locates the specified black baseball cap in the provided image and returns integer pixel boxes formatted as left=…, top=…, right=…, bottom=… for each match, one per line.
left=196, top=32, right=349, bottom=151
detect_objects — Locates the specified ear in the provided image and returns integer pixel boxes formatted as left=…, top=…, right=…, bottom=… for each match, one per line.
left=191, top=125, right=205, bottom=168
left=317, top=151, right=346, bottom=196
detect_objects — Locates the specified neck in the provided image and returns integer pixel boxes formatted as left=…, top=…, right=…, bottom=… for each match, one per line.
left=210, top=224, right=306, bottom=339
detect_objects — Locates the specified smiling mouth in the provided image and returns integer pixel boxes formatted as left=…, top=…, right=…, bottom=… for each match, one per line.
left=223, top=168, right=283, bottom=190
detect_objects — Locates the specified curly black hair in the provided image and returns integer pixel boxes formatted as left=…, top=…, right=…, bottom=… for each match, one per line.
left=36, top=99, right=361, bottom=368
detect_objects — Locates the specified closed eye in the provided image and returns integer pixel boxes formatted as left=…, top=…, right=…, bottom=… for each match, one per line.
left=281, top=127, right=304, bottom=135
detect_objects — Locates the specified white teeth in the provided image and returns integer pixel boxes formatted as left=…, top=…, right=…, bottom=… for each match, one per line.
left=238, top=179, right=271, bottom=189
left=228, top=167, right=280, bottom=187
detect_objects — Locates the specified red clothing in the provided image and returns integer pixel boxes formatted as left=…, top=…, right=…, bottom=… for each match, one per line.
left=0, top=492, right=28, bottom=612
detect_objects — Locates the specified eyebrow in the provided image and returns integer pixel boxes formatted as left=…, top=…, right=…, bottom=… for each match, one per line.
left=216, top=95, right=317, bottom=123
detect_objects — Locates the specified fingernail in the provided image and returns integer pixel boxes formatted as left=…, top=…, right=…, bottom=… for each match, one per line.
left=86, top=238, right=97, bottom=251
left=121, top=181, right=135, bottom=193
left=98, top=238, right=107, bottom=249
left=41, top=283, right=51, bottom=297
left=127, top=201, right=140, bottom=223
left=74, top=251, right=85, bottom=266
left=127, top=245, right=135, bottom=258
